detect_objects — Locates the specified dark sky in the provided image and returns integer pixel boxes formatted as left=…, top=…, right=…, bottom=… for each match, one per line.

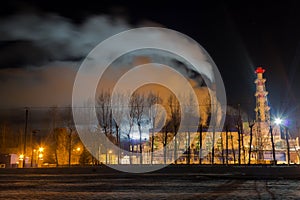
left=1, top=0, right=300, bottom=121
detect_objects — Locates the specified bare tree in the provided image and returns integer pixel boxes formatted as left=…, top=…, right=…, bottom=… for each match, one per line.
left=161, top=120, right=172, bottom=164
left=168, top=95, right=181, bottom=164
left=285, top=127, right=290, bottom=165
left=126, top=112, right=134, bottom=164
left=269, top=125, right=276, bottom=165
left=62, top=106, right=75, bottom=167
left=237, top=126, right=241, bottom=165
left=123, top=93, right=135, bottom=164
left=210, top=95, right=219, bottom=165
left=220, top=131, right=225, bottom=164
left=97, top=90, right=112, bottom=164
left=111, top=92, right=127, bottom=164
left=48, top=106, right=59, bottom=166
left=248, top=118, right=255, bottom=165
left=235, top=104, right=243, bottom=165
left=147, top=92, right=163, bottom=164
left=225, top=125, right=229, bottom=165
left=198, top=124, right=203, bottom=164
left=230, top=131, right=236, bottom=164
left=182, top=93, right=197, bottom=164
left=55, top=127, right=71, bottom=165
left=129, top=92, right=146, bottom=164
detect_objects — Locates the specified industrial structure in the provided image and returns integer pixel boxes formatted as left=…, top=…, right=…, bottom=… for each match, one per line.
left=252, top=67, right=299, bottom=164
left=254, top=66, right=273, bottom=162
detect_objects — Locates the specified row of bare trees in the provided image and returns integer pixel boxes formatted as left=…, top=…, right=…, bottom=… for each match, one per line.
left=2, top=90, right=294, bottom=166
left=35, top=91, right=255, bottom=165
left=96, top=91, right=172, bottom=164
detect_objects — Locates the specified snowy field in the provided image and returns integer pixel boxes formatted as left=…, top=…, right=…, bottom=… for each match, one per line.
left=1, top=172, right=300, bottom=199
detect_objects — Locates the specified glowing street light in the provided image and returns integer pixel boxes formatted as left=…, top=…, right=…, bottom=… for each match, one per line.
left=38, top=147, right=44, bottom=152
left=19, top=154, right=24, bottom=160
left=274, top=117, right=291, bottom=165
left=38, top=153, right=43, bottom=159
left=37, top=147, right=44, bottom=167
left=274, top=117, right=283, bottom=125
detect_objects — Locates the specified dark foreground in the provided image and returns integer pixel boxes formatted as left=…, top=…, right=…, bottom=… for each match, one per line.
left=1, top=165, right=300, bottom=199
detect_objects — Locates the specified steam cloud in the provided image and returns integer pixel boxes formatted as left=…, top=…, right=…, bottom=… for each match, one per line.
left=0, top=13, right=213, bottom=108
left=0, top=13, right=132, bottom=107
left=0, top=14, right=131, bottom=63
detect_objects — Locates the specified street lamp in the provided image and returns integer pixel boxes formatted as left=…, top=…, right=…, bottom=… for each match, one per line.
left=19, top=154, right=24, bottom=164
left=274, top=117, right=290, bottom=165
left=37, top=147, right=44, bottom=167
left=274, top=118, right=283, bottom=125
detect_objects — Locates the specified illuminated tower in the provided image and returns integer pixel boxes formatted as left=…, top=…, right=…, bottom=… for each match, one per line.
left=254, top=67, right=271, bottom=162
left=254, top=67, right=270, bottom=123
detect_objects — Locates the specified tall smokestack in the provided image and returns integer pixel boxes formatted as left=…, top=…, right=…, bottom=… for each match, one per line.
left=254, top=67, right=270, bottom=122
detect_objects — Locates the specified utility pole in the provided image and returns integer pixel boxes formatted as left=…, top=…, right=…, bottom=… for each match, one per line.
left=23, top=108, right=29, bottom=168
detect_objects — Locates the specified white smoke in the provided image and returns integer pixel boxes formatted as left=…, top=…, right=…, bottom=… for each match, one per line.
left=0, top=13, right=218, bottom=109
left=0, top=13, right=213, bottom=83
left=0, top=14, right=131, bottom=60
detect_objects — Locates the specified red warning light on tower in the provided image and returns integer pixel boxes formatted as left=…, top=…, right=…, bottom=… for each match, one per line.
left=255, top=67, right=265, bottom=74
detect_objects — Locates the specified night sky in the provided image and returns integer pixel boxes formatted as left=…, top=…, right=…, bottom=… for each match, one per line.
left=1, top=1, right=300, bottom=123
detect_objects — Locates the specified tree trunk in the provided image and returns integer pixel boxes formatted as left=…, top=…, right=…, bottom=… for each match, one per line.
left=174, top=133, right=177, bottom=164
left=221, top=132, right=225, bottom=165
left=104, top=127, right=108, bottom=164
left=248, top=125, right=253, bottom=165
left=285, top=127, right=290, bottom=165
left=164, top=129, right=168, bottom=164
left=151, top=131, right=155, bottom=164
left=231, top=132, right=236, bottom=164
left=238, top=128, right=241, bottom=165
left=241, top=131, right=245, bottom=164
left=225, top=126, right=229, bottom=165
left=151, top=119, right=155, bottom=165
left=269, top=126, right=276, bottom=165
left=127, top=126, right=132, bottom=165
left=138, top=123, right=143, bottom=164
left=116, top=125, right=120, bottom=165
left=187, top=131, right=190, bottom=164
left=199, top=124, right=203, bottom=165
left=23, top=109, right=28, bottom=168
left=68, top=130, right=72, bottom=167
left=211, top=128, right=215, bottom=165
left=54, top=129, right=59, bottom=167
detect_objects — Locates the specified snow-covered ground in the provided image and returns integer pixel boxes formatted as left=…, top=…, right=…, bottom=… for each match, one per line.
left=0, top=173, right=300, bottom=199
